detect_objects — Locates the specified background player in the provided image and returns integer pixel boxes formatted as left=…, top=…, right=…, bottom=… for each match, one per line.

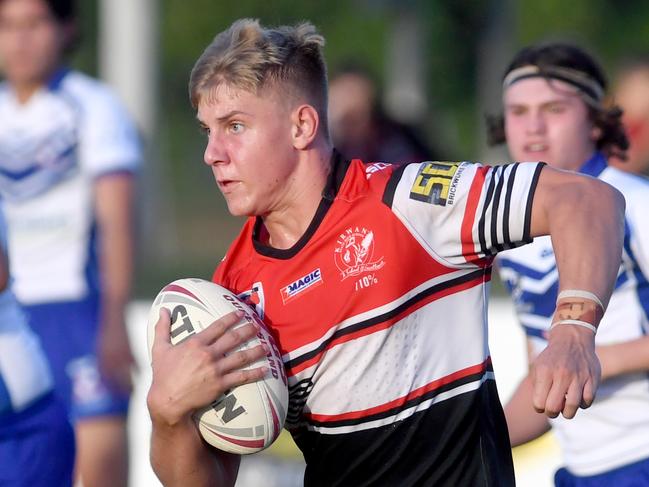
left=610, top=55, right=649, bottom=176
left=0, top=206, right=75, bottom=486
left=0, top=0, right=140, bottom=485
left=489, top=43, right=649, bottom=486
left=328, top=63, right=436, bottom=164
left=147, top=19, right=625, bottom=486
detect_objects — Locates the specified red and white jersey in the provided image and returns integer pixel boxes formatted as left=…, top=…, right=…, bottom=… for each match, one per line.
left=214, top=153, right=544, bottom=486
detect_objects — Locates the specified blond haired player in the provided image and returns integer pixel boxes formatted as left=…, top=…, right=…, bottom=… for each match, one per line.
left=147, top=19, right=625, bottom=486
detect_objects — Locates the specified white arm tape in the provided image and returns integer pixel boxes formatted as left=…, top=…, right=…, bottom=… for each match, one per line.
left=550, top=319, right=597, bottom=334
left=557, top=290, right=604, bottom=310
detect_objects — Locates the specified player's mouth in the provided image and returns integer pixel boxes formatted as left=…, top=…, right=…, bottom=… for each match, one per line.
left=218, top=180, right=241, bottom=192
left=523, top=142, right=549, bottom=154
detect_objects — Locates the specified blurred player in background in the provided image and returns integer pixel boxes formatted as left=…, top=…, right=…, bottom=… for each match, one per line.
left=328, top=63, right=436, bottom=164
left=489, top=43, right=649, bottom=486
left=0, top=206, right=75, bottom=486
left=0, top=0, right=140, bottom=485
left=610, top=56, right=649, bottom=176
left=147, top=19, right=626, bottom=487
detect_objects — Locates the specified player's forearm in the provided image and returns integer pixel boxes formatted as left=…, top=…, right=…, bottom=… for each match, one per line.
left=598, top=336, right=649, bottom=380
left=150, top=416, right=238, bottom=487
left=534, top=172, right=624, bottom=307
left=504, top=374, right=551, bottom=446
left=151, top=414, right=239, bottom=487
left=95, top=174, right=135, bottom=326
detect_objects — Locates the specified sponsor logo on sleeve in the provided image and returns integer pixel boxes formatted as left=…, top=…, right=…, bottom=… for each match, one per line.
left=280, top=269, right=323, bottom=304
left=365, top=162, right=391, bottom=179
left=409, top=161, right=462, bottom=206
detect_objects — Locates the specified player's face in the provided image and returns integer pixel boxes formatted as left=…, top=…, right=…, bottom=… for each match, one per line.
left=197, top=83, right=298, bottom=217
left=614, top=68, right=649, bottom=172
left=504, top=77, right=598, bottom=171
left=0, top=0, right=67, bottom=87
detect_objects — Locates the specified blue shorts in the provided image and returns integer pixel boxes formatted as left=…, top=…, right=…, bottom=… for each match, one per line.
left=555, top=457, right=649, bottom=486
left=0, top=393, right=75, bottom=487
left=24, top=297, right=130, bottom=421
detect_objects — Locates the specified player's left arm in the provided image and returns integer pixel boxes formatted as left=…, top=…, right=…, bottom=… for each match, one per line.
left=94, top=172, right=136, bottom=393
left=597, top=336, right=649, bottom=380
left=527, top=165, right=625, bottom=419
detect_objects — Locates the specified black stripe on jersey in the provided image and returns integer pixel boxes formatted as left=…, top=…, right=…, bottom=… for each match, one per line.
left=491, top=166, right=507, bottom=253
left=382, top=162, right=410, bottom=208
left=287, top=379, right=315, bottom=425
left=284, top=268, right=488, bottom=371
left=477, top=166, right=498, bottom=256
left=293, top=380, right=514, bottom=487
left=307, top=362, right=493, bottom=428
left=523, top=163, right=546, bottom=243
left=252, top=151, right=349, bottom=259
left=501, top=163, right=519, bottom=249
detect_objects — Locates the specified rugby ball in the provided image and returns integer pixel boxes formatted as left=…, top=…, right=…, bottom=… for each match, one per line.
left=147, top=278, right=288, bottom=454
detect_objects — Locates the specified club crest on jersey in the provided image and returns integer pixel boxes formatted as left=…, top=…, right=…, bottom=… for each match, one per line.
left=410, top=161, right=460, bottom=206
left=280, top=268, right=323, bottom=304
left=237, top=281, right=266, bottom=319
left=334, top=227, right=385, bottom=280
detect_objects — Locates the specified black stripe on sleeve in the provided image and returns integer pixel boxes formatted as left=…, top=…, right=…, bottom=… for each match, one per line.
left=523, top=162, right=546, bottom=244
left=501, top=163, right=519, bottom=250
left=382, top=162, right=411, bottom=208
left=477, top=166, right=497, bottom=256
left=491, top=166, right=507, bottom=253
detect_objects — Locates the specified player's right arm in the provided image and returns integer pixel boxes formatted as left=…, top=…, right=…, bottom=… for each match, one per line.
left=504, top=373, right=551, bottom=446
left=147, top=309, right=268, bottom=486
left=504, top=338, right=550, bottom=446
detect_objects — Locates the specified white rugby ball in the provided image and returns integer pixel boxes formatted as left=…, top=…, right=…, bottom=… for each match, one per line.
left=147, top=278, right=288, bottom=454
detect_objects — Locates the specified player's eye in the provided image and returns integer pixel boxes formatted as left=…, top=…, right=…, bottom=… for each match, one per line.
left=507, top=106, right=526, bottom=116
left=198, top=124, right=210, bottom=136
left=230, top=122, right=244, bottom=134
left=546, top=103, right=566, bottom=114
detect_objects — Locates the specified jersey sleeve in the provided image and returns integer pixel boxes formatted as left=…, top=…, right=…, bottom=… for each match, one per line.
left=384, top=161, right=545, bottom=266
left=77, top=86, right=141, bottom=177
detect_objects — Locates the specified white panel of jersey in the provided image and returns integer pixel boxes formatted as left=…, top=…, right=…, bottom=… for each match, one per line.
left=498, top=163, right=649, bottom=476
left=0, top=71, right=141, bottom=303
left=0, top=210, right=52, bottom=415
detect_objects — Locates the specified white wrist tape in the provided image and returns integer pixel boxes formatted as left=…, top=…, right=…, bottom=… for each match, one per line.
left=557, top=290, right=604, bottom=310
left=550, top=319, right=598, bottom=334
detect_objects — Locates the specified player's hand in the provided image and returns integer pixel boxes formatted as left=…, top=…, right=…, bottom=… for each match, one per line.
left=530, top=324, right=601, bottom=419
left=98, top=315, right=135, bottom=394
left=147, top=308, right=269, bottom=426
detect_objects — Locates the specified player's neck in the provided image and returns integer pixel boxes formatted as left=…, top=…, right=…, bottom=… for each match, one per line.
left=262, top=145, right=333, bottom=250
left=11, top=81, right=43, bottom=105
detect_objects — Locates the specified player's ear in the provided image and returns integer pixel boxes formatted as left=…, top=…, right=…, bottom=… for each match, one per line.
left=590, top=125, right=602, bottom=143
left=291, top=104, right=319, bottom=150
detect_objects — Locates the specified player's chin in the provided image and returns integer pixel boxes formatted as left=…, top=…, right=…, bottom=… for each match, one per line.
left=225, top=201, right=254, bottom=218
left=225, top=193, right=263, bottom=218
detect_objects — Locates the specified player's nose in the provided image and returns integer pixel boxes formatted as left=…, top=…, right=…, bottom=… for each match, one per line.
left=204, top=135, right=229, bottom=166
left=525, top=111, right=546, bottom=134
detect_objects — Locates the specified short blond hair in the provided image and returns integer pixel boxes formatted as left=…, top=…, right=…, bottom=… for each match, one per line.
left=189, top=19, right=328, bottom=128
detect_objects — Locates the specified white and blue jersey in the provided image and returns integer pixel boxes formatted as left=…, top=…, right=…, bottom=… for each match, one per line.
left=0, top=69, right=140, bottom=419
left=0, top=68, right=140, bottom=304
left=498, top=152, right=649, bottom=477
left=0, top=210, right=52, bottom=417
